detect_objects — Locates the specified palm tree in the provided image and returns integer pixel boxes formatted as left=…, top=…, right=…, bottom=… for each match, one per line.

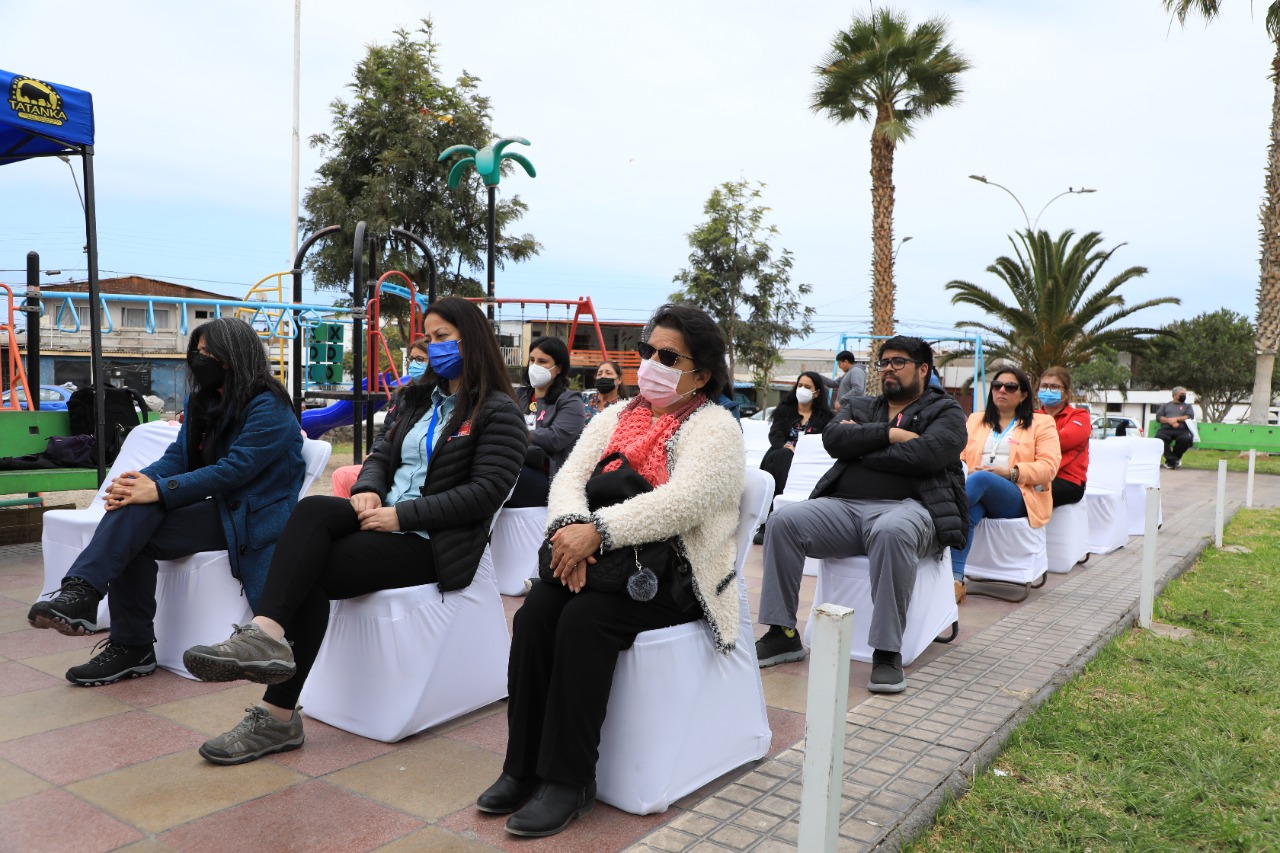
left=812, top=7, right=970, bottom=392
left=943, top=229, right=1180, bottom=377
left=1164, top=1, right=1280, bottom=423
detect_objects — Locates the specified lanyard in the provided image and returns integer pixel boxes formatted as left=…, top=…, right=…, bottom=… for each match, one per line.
left=422, top=403, right=441, bottom=466
left=992, top=419, right=1017, bottom=444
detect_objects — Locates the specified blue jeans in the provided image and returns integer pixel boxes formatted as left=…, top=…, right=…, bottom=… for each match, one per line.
left=950, top=471, right=1027, bottom=580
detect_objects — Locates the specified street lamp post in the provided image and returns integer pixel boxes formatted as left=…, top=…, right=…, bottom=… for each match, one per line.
left=892, top=235, right=913, bottom=262
left=968, top=175, right=1096, bottom=232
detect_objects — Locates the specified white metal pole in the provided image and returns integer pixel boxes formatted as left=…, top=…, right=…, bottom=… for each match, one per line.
left=1247, top=449, right=1256, bottom=508
left=1139, top=487, right=1159, bottom=629
left=289, top=0, right=302, bottom=396
left=1215, top=460, right=1227, bottom=548
left=799, top=603, right=854, bottom=853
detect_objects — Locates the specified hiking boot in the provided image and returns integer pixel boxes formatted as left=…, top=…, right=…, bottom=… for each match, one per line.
left=199, top=705, right=304, bottom=765
left=504, top=781, right=596, bottom=837
left=868, top=649, right=906, bottom=694
left=28, top=577, right=103, bottom=636
left=755, top=625, right=808, bottom=668
left=752, top=523, right=766, bottom=546
left=183, top=623, right=296, bottom=685
left=66, top=639, right=156, bottom=686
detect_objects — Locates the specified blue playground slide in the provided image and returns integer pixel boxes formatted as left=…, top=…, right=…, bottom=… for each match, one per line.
left=301, top=371, right=411, bottom=439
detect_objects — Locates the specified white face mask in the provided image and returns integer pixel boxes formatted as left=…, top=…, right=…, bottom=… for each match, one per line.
left=528, top=363, right=554, bottom=389
left=795, top=387, right=815, bottom=405
left=637, top=358, right=696, bottom=408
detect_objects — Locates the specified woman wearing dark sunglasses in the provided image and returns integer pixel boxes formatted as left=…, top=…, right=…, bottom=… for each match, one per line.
left=478, top=303, right=745, bottom=837
left=953, top=367, right=1061, bottom=602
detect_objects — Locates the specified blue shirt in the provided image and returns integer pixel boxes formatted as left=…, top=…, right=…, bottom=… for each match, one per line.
left=385, top=386, right=455, bottom=539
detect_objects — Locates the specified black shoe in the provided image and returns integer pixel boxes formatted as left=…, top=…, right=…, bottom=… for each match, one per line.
left=66, top=639, right=156, bottom=687
left=28, top=577, right=103, bottom=636
left=755, top=624, right=808, bottom=668
left=753, top=523, right=766, bottom=546
left=477, top=773, right=536, bottom=814
left=504, top=781, right=595, bottom=837
left=868, top=649, right=905, bottom=694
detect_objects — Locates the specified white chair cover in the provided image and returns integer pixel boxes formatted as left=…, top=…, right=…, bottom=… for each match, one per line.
left=803, top=550, right=957, bottom=665
left=595, top=467, right=774, bottom=815
left=964, top=517, right=1048, bottom=585
left=40, top=421, right=183, bottom=629
left=490, top=506, right=547, bottom=595
left=769, top=435, right=835, bottom=577
left=299, top=550, right=511, bottom=742
left=1123, top=437, right=1163, bottom=535
left=1085, top=439, right=1130, bottom=555
left=740, top=419, right=771, bottom=469
left=1044, top=500, right=1089, bottom=573
left=155, top=436, right=332, bottom=678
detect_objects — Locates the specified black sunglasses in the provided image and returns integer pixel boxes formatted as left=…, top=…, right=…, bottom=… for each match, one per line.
left=637, top=341, right=693, bottom=368
left=991, top=381, right=1023, bottom=393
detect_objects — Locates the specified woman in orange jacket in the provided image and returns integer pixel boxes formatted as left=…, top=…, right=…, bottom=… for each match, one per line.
left=953, top=367, right=1061, bottom=601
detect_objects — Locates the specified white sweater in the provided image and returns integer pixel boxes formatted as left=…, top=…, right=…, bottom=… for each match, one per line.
left=546, top=399, right=746, bottom=653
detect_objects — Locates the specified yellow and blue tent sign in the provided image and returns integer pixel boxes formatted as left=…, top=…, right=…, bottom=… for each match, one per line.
left=0, top=69, right=94, bottom=162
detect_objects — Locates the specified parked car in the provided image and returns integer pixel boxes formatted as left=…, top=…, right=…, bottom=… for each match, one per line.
left=733, top=392, right=760, bottom=419
left=1, top=384, right=73, bottom=411
left=748, top=406, right=776, bottom=422
left=1091, top=416, right=1140, bottom=439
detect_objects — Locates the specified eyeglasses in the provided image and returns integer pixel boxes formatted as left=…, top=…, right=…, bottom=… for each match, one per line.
left=874, top=357, right=921, bottom=371
left=991, top=381, right=1022, bottom=393
left=637, top=341, right=693, bottom=368
left=1038, top=383, right=1064, bottom=392
left=408, top=355, right=428, bottom=365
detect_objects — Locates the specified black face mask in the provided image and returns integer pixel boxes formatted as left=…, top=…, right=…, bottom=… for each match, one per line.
left=189, top=352, right=226, bottom=390
left=1176, top=395, right=1187, bottom=403
left=594, top=377, right=617, bottom=394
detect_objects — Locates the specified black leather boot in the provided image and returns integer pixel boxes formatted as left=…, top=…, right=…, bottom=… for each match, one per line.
left=504, top=780, right=595, bottom=837
left=476, top=773, right=536, bottom=814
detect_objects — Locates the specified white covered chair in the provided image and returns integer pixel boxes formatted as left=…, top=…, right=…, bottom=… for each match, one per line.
left=594, top=467, right=774, bottom=815
left=740, top=419, right=771, bottom=469
left=1044, top=500, right=1089, bottom=573
left=803, top=549, right=958, bottom=665
left=770, top=435, right=834, bottom=576
left=298, top=548, right=510, bottom=742
left=1085, top=438, right=1130, bottom=555
left=155, top=436, right=332, bottom=677
left=1123, top=437, right=1163, bottom=536
left=490, top=505, right=547, bottom=596
left=963, top=517, right=1048, bottom=602
left=40, top=421, right=184, bottom=630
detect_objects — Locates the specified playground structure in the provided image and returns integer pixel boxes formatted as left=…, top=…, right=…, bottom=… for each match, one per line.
left=834, top=332, right=988, bottom=413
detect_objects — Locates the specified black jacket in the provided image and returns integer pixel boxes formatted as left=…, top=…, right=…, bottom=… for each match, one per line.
left=352, top=384, right=527, bottom=591
left=768, top=405, right=834, bottom=448
left=815, top=386, right=969, bottom=549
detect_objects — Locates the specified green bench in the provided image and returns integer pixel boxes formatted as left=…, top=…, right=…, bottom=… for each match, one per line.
left=1146, top=420, right=1280, bottom=452
left=0, top=410, right=160, bottom=501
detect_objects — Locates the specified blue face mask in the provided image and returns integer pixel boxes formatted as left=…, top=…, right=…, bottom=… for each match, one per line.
left=1038, top=389, right=1063, bottom=408
left=427, top=339, right=463, bottom=380
left=406, top=360, right=428, bottom=380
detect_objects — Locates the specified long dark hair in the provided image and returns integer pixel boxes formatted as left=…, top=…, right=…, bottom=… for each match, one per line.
left=983, top=366, right=1035, bottom=431
left=185, top=317, right=295, bottom=464
left=773, top=370, right=832, bottom=423
left=646, top=303, right=729, bottom=401
left=526, top=335, right=571, bottom=404
left=418, top=296, right=516, bottom=433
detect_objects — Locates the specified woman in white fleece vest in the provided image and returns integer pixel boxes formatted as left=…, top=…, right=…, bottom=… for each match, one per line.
left=478, top=304, right=745, bottom=838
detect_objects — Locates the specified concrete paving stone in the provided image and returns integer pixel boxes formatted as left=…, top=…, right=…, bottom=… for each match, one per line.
left=754, top=761, right=798, bottom=781
left=911, top=718, right=953, bottom=738
left=716, top=783, right=761, bottom=807
left=691, top=796, right=743, bottom=820
left=639, top=826, right=698, bottom=852
left=841, top=815, right=890, bottom=844
left=753, top=795, right=800, bottom=820
left=870, top=789, right=917, bottom=813
left=668, top=811, right=721, bottom=837
left=710, top=824, right=761, bottom=848
left=776, top=781, right=804, bottom=801
left=886, top=776, right=936, bottom=800
left=858, top=756, right=902, bottom=777
left=770, top=820, right=799, bottom=844
left=877, top=744, right=925, bottom=765
left=846, top=768, right=891, bottom=789
left=733, top=807, right=785, bottom=834
left=752, top=839, right=798, bottom=853
left=903, top=764, right=944, bottom=785
left=688, top=842, right=735, bottom=852
left=735, top=771, right=779, bottom=792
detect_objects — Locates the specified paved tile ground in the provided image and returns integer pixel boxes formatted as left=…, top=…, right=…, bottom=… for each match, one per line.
left=0, top=459, right=1267, bottom=851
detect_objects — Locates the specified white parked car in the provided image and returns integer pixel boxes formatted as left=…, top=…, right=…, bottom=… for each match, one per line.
left=1091, top=416, right=1140, bottom=439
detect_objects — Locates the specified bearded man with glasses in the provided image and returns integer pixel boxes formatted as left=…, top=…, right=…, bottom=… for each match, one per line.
left=754, top=336, right=967, bottom=694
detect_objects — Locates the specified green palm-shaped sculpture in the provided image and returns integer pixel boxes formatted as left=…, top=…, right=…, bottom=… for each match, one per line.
left=438, top=136, right=536, bottom=187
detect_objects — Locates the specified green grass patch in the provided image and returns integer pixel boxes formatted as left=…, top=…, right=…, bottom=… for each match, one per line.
left=1180, top=448, right=1280, bottom=475
left=907, top=509, right=1280, bottom=852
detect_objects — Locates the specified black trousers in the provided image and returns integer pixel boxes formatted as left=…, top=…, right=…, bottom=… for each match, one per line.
left=503, top=578, right=699, bottom=787
left=257, top=496, right=437, bottom=709
left=1050, top=477, right=1086, bottom=508
left=1155, top=426, right=1193, bottom=464
left=67, top=500, right=226, bottom=647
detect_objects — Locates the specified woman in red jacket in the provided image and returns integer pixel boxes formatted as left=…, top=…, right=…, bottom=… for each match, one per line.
left=1036, top=366, right=1089, bottom=507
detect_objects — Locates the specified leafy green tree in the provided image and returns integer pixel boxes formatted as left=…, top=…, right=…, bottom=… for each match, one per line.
left=1072, top=346, right=1132, bottom=436
left=1163, top=1, right=1280, bottom=423
left=943, top=229, right=1179, bottom=378
left=300, top=21, right=541, bottom=318
left=1133, top=309, right=1276, bottom=422
left=671, top=180, right=814, bottom=386
left=811, top=7, right=970, bottom=392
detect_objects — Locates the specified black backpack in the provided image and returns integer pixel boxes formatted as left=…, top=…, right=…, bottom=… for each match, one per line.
left=66, top=384, right=150, bottom=464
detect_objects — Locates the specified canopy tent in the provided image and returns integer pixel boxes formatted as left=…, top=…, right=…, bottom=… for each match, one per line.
left=1, top=69, right=107, bottom=482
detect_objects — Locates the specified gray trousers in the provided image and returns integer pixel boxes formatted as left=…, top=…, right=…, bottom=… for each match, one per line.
left=760, top=497, right=936, bottom=653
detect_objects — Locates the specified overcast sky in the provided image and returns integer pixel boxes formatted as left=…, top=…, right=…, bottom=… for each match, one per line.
left=2, top=1, right=1273, bottom=352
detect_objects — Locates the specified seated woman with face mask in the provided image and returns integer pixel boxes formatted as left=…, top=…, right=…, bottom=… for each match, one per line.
left=583, top=360, right=626, bottom=424
left=753, top=371, right=835, bottom=543
left=508, top=337, right=588, bottom=508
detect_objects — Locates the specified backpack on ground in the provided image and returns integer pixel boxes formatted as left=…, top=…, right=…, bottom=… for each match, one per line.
left=66, top=383, right=150, bottom=464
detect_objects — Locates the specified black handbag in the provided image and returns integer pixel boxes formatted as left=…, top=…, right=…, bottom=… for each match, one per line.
left=538, top=452, right=687, bottom=602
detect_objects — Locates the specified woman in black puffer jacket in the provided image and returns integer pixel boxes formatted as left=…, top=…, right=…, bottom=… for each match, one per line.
left=183, top=296, right=527, bottom=766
